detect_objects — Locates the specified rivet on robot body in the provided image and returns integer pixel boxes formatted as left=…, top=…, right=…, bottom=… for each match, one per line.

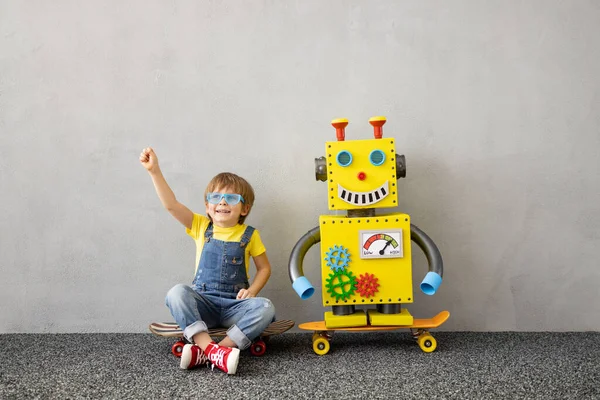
left=289, top=117, right=444, bottom=328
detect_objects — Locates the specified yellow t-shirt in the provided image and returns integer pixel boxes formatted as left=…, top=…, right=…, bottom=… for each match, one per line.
left=186, top=213, right=266, bottom=277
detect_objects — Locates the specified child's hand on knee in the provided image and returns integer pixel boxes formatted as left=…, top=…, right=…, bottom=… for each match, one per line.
left=236, top=289, right=256, bottom=300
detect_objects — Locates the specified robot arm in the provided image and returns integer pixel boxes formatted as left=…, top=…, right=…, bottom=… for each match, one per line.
left=411, top=224, right=444, bottom=295
left=288, top=227, right=320, bottom=299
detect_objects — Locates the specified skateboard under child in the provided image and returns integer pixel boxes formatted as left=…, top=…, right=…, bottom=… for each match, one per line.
left=149, top=319, right=295, bottom=357
left=299, top=310, right=449, bottom=355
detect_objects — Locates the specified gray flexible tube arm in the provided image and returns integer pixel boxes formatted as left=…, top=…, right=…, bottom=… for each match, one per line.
left=289, top=226, right=321, bottom=282
left=410, top=224, right=443, bottom=277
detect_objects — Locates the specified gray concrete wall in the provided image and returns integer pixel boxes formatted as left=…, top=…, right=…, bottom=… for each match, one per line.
left=1, top=0, right=599, bottom=333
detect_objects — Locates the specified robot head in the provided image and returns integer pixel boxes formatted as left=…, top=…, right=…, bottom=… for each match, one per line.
left=316, top=117, right=406, bottom=211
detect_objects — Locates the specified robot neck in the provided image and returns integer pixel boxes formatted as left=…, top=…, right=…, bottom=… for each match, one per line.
left=347, top=209, right=376, bottom=218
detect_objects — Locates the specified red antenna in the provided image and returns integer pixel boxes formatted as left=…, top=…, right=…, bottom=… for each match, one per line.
left=369, top=116, right=386, bottom=139
left=331, top=118, right=348, bottom=141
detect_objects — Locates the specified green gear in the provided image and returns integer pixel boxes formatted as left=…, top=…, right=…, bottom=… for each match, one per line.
left=325, top=270, right=357, bottom=301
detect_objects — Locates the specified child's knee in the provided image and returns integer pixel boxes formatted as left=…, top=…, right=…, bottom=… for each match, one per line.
left=165, top=284, right=189, bottom=306
left=259, top=298, right=276, bottom=321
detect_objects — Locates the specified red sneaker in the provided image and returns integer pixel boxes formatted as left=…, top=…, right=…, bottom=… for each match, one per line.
left=180, top=344, right=209, bottom=370
left=204, top=342, right=240, bottom=375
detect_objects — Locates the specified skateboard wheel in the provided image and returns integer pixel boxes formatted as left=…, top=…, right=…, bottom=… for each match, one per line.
left=417, top=334, right=437, bottom=353
left=250, top=340, right=267, bottom=356
left=172, top=340, right=186, bottom=358
left=313, top=337, right=330, bottom=355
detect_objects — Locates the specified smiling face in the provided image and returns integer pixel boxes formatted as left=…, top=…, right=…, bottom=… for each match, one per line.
left=326, top=138, right=398, bottom=211
left=205, top=186, right=249, bottom=228
left=204, top=172, right=255, bottom=226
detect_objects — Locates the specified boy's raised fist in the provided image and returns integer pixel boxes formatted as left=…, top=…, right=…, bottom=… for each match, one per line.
left=140, top=147, right=158, bottom=172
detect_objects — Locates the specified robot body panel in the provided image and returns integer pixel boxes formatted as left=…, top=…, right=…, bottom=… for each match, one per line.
left=319, top=214, right=414, bottom=308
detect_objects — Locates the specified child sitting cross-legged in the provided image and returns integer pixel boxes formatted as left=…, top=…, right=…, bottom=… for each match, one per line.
left=140, top=147, right=275, bottom=375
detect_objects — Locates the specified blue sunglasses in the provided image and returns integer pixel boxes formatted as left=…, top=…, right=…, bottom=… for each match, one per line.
left=206, top=192, right=245, bottom=205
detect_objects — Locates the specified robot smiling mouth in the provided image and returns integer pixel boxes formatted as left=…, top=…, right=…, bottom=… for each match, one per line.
left=337, top=181, right=389, bottom=206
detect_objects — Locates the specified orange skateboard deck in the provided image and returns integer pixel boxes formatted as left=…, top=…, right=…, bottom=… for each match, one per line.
left=149, top=319, right=294, bottom=357
left=299, top=310, right=449, bottom=354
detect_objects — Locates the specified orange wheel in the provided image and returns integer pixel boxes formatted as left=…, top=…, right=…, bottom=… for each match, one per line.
left=250, top=340, right=267, bottom=356
left=171, top=340, right=186, bottom=357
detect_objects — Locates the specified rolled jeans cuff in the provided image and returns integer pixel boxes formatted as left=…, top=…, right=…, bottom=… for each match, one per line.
left=227, top=324, right=251, bottom=350
left=183, top=320, right=208, bottom=343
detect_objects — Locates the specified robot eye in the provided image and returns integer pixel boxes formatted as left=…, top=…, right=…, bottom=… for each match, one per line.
left=336, top=150, right=353, bottom=167
left=369, top=150, right=386, bottom=166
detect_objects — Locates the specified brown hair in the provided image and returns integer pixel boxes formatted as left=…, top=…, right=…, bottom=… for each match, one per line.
left=204, top=172, right=255, bottom=224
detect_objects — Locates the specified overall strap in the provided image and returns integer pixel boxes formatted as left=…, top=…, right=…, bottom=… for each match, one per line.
left=239, top=226, right=255, bottom=248
left=204, top=222, right=214, bottom=243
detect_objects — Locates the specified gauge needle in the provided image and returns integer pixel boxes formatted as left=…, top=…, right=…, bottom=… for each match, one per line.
left=379, top=240, right=393, bottom=255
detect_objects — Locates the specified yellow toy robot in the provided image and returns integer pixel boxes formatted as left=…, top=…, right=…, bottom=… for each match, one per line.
left=289, top=117, right=444, bottom=329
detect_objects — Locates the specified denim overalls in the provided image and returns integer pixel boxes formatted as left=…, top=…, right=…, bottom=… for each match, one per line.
left=165, top=222, right=276, bottom=350
left=192, top=222, right=253, bottom=294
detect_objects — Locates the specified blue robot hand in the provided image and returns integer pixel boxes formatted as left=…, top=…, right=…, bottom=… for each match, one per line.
left=420, top=272, right=442, bottom=295
left=292, top=276, right=315, bottom=299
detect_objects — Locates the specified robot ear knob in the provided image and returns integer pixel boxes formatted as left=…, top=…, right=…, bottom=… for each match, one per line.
left=396, top=155, right=406, bottom=179
left=315, top=156, right=328, bottom=182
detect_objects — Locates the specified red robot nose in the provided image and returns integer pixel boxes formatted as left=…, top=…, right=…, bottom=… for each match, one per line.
left=357, top=172, right=367, bottom=181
